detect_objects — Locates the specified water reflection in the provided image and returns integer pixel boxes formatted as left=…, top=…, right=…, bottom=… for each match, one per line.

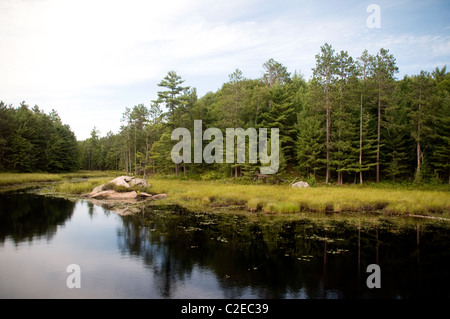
left=117, top=208, right=450, bottom=299
left=0, top=193, right=449, bottom=299
left=0, top=193, right=75, bottom=245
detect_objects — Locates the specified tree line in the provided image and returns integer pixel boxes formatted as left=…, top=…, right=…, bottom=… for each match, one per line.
left=2, top=43, right=449, bottom=183
left=0, top=101, right=78, bottom=172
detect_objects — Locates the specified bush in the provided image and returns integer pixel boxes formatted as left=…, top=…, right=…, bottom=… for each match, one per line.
left=201, top=171, right=225, bottom=180
left=305, top=175, right=317, bottom=187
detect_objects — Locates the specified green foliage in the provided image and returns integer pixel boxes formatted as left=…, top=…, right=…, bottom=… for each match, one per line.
left=4, top=45, right=446, bottom=185
left=0, top=102, right=78, bottom=173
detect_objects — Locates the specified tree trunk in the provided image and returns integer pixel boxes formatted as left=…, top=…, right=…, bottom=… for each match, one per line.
left=359, top=93, right=364, bottom=185
left=325, top=83, right=331, bottom=184
left=134, top=123, right=137, bottom=176
left=376, top=91, right=381, bottom=183
left=337, top=77, right=343, bottom=185
left=144, top=132, right=149, bottom=181
left=129, top=148, right=132, bottom=175
left=417, top=91, right=422, bottom=177
left=124, top=150, right=128, bottom=175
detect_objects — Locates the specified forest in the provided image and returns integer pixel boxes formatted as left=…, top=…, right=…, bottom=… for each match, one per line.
left=1, top=43, right=449, bottom=184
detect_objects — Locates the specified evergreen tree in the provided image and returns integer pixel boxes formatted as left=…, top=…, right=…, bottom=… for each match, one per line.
left=431, top=67, right=450, bottom=182
left=370, top=48, right=398, bottom=182
left=296, top=106, right=325, bottom=178
left=408, top=71, right=436, bottom=182
left=312, top=43, right=337, bottom=183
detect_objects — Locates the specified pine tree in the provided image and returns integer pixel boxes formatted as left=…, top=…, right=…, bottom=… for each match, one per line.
left=370, top=48, right=398, bottom=182
left=154, top=71, right=190, bottom=176
left=332, top=50, right=358, bottom=184
left=312, top=43, right=337, bottom=183
left=260, top=81, right=297, bottom=165
left=296, top=108, right=325, bottom=179
left=408, top=71, right=436, bottom=182
left=431, top=67, right=450, bottom=182
left=384, top=86, right=411, bottom=181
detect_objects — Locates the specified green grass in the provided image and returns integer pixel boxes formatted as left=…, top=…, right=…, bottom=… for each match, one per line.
left=148, top=178, right=450, bottom=216
left=49, top=178, right=114, bottom=195
left=1, top=172, right=449, bottom=217
left=0, top=172, right=64, bottom=186
left=0, top=171, right=122, bottom=193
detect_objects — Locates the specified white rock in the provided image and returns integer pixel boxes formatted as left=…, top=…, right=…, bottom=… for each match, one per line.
left=292, top=181, right=310, bottom=188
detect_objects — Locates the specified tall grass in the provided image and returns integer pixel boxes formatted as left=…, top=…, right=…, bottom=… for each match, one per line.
left=49, top=178, right=114, bottom=195
left=149, top=179, right=450, bottom=216
left=0, top=172, right=64, bottom=186
left=2, top=172, right=448, bottom=216
left=0, top=171, right=122, bottom=193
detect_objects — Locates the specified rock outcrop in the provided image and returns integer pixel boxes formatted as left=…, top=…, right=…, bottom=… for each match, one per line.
left=85, top=176, right=166, bottom=201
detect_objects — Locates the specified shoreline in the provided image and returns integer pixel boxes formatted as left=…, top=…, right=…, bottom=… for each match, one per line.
left=1, top=172, right=449, bottom=221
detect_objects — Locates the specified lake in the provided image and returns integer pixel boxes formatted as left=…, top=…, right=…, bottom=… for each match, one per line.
left=0, top=192, right=449, bottom=299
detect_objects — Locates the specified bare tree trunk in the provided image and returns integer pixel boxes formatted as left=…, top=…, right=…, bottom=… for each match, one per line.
left=376, top=91, right=381, bottom=183
left=134, top=124, right=137, bottom=176
left=129, top=148, right=132, bottom=175
left=124, top=150, right=128, bottom=175
left=326, top=101, right=331, bottom=183
left=325, top=69, right=332, bottom=184
left=337, top=77, right=343, bottom=185
left=417, top=90, right=422, bottom=177
left=360, top=93, right=364, bottom=185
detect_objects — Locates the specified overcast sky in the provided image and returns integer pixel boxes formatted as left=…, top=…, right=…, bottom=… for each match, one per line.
left=1, top=0, right=449, bottom=140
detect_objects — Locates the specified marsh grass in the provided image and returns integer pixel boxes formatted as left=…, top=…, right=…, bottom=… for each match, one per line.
left=0, top=171, right=122, bottom=194
left=0, top=172, right=64, bottom=186
left=50, top=178, right=113, bottom=195
left=149, top=179, right=450, bottom=216
left=2, top=172, right=449, bottom=217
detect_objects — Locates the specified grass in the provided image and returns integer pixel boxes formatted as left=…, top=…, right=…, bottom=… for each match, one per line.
left=49, top=177, right=114, bottom=195
left=1, top=171, right=449, bottom=217
left=0, top=171, right=122, bottom=193
left=0, top=172, right=64, bottom=186
left=148, top=178, right=450, bottom=217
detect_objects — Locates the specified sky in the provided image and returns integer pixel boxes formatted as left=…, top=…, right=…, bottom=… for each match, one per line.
left=0, top=0, right=449, bottom=140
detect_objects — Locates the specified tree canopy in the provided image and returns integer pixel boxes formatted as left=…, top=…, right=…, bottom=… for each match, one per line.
left=2, top=45, right=449, bottom=184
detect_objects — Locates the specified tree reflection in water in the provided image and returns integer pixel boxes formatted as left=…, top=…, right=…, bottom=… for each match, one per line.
left=116, top=206, right=450, bottom=299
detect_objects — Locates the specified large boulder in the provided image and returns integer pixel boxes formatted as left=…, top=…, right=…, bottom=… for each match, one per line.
left=85, top=176, right=164, bottom=203
left=89, top=176, right=149, bottom=196
left=292, top=181, right=310, bottom=188
left=90, top=190, right=138, bottom=200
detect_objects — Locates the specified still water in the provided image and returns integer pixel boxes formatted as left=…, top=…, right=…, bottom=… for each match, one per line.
left=0, top=193, right=449, bottom=299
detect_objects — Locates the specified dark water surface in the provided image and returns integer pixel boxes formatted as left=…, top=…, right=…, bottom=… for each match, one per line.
left=0, top=193, right=449, bottom=299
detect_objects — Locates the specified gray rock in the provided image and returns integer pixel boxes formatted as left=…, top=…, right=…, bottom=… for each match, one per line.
left=91, top=190, right=138, bottom=200
left=151, top=194, right=168, bottom=200
left=292, top=181, right=310, bottom=188
left=129, top=178, right=150, bottom=187
left=109, top=176, right=132, bottom=188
